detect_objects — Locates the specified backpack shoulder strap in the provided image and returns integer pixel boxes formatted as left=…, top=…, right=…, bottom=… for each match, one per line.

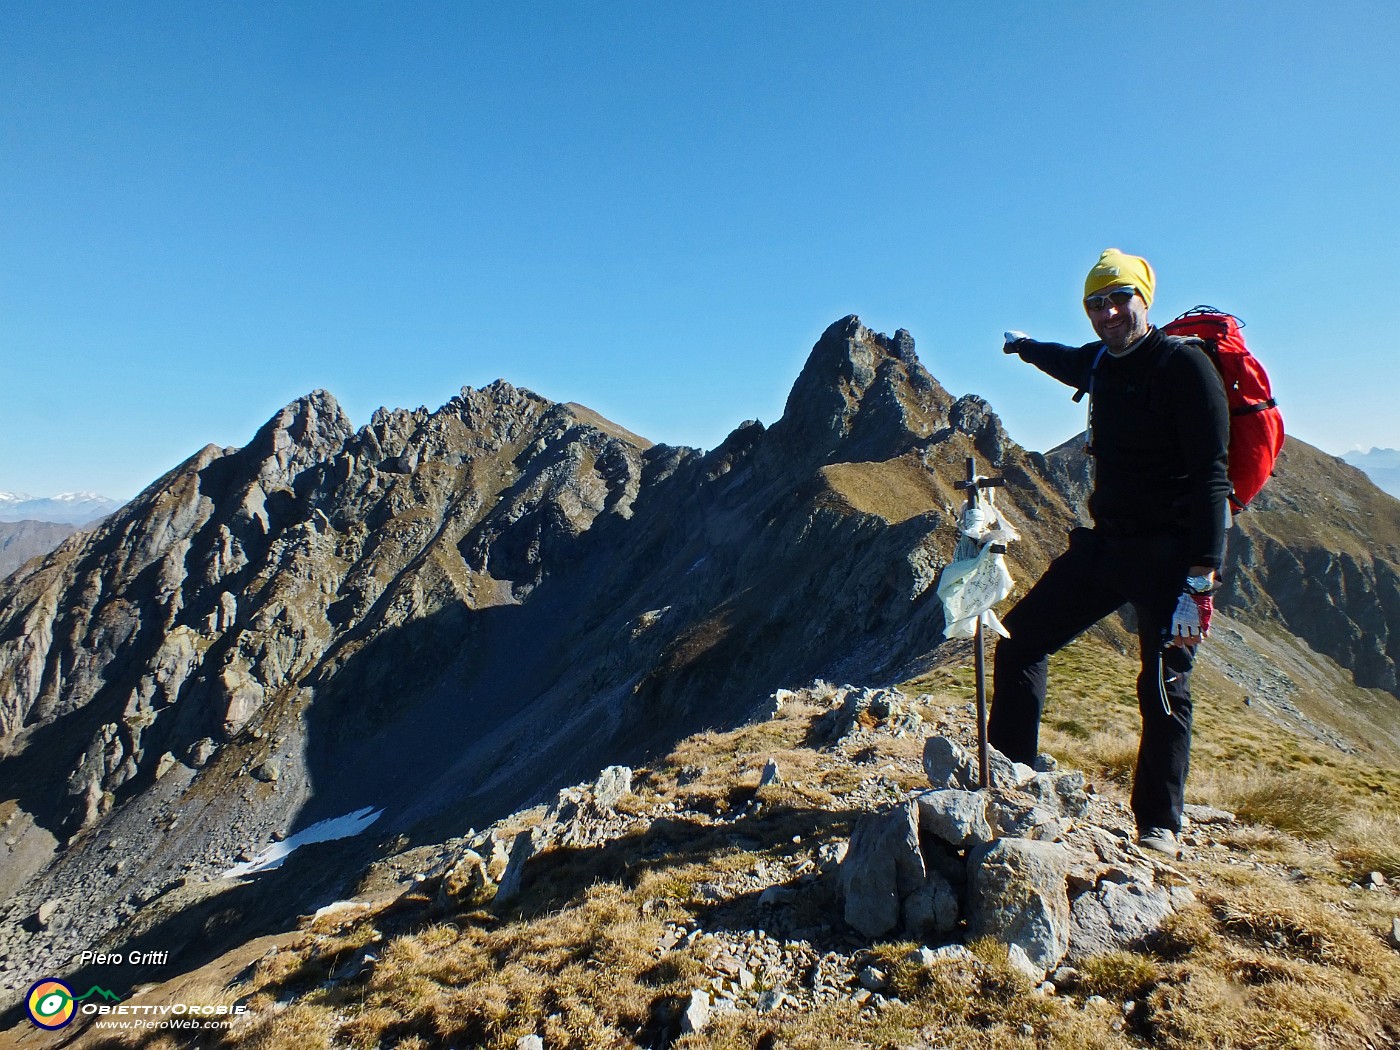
left=1152, top=333, right=1218, bottom=396
left=1070, top=344, right=1109, bottom=404
left=1071, top=330, right=1187, bottom=405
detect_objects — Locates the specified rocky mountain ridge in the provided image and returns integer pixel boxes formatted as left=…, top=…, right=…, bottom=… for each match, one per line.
left=0, top=317, right=1079, bottom=1002
left=0, top=315, right=1397, bottom=1023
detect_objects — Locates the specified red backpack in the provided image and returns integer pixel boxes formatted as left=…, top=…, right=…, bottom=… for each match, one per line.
left=1161, top=306, right=1284, bottom=513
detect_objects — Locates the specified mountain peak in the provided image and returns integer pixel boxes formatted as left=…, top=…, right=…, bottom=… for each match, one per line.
left=248, top=389, right=355, bottom=483
left=769, top=316, right=955, bottom=465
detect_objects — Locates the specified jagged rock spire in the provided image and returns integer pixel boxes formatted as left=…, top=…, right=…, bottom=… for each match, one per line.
left=771, top=316, right=954, bottom=464
left=246, top=389, right=356, bottom=485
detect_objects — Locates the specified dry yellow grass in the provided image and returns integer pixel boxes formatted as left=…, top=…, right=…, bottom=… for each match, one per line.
left=820, top=454, right=951, bottom=525
left=1074, top=951, right=1162, bottom=999
left=1335, top=812, right=1400, bottom=882
left=1227, top=772, right=1347, bottom=840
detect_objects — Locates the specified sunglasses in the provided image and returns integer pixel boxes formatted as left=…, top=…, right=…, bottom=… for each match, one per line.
left=1084, top=288, right=1137, bottom=312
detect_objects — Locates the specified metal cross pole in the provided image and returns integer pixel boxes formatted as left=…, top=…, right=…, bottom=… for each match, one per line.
left=954, top=455, right=1006, bottom=789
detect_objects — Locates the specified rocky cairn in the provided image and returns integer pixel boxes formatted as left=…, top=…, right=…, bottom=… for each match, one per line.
left=427, top=683, right=1217, bottom=1032
left=841, top=734, right=1197, bottom=981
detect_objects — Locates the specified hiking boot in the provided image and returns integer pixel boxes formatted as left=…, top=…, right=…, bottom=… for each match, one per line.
left=1137, top=827, right=1181, bottom=857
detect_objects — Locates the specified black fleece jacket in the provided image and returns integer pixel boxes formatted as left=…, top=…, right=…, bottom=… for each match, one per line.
left=1010, top=327, right=1231, bottom=570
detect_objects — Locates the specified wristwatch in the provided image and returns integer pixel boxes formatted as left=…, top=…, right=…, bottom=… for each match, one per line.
left=1185, top=574, right=1214, bottom=595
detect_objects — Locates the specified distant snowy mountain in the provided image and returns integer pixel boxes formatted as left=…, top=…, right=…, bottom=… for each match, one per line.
left=0, top=491, right=123, bottom=524
left=1341, top=448, right=1400, bottom=499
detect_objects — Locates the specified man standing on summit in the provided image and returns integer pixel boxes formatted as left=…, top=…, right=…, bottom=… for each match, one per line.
left=991, top=249, right=1230, bottom=857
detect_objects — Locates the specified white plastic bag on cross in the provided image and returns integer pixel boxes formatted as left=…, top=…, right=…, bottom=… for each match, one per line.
left=938, top=476, right=1018, bottom=640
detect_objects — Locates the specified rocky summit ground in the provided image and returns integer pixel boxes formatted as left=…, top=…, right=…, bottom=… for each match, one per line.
left=5, top=657, right=1397, bottom=1050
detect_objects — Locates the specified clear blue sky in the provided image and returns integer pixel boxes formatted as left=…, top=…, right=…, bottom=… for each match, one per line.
left=4, top=2, right=1396, bottom=499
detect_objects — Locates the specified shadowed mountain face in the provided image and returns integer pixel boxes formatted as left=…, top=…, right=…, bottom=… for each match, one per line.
left=1, top=315, right=1396, bottom=1002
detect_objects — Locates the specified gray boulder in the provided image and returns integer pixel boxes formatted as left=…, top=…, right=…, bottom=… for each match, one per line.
left=815, top=687, right=921, bottom=742
left=1068, top=880, right=1176, bottom=961
left=990, top=749, right=1038, bottom=789
left=1007, top=943, right=1044, bottom=981
left=758, top=758, right=782, bottom=787
left=902, top=868, right=960, bottom=939
left=593, top=765, right=633, bottom=809
left=154, top=752, right=179, bottom=780
left=493, top=831, right=536, bottom=903
left=1024, top=770, right=1091, bottom=818
left=681, top=990, right=711, bottom=1034
left=915, top=789, right=993, bottom=848
left=840, top=802, right=925, bottom=937
left=923, top=735, right=1035, bottom=791
left=968, top=838, right=1072, bottom=973
left=923, top=736, right=978, bottom=790
left=987, top=795, right=1059, bottom=838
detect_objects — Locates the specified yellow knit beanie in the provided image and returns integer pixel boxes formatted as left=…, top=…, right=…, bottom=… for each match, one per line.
left=1084, top=248, right=1155, bottom=308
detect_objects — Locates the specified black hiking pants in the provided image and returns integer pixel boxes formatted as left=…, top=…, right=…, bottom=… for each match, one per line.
left=988, top=526, right=1196, bottom=834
